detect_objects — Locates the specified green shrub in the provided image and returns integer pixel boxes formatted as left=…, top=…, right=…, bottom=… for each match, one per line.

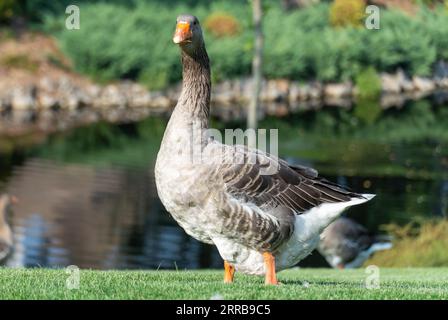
left=420, top=6, right=448, bottom=60
left=366, top=219, right=448, bottom=267
left=42, top=1, right=447, bottom=88
left=329, top=0, right=366, bottom=27
left=369, top=9, right=436, bottom=76
left=355, top=67, right=381, bottom=100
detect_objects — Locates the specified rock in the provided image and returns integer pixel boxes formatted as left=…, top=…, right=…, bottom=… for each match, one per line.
left=37, top=92, right=59, bottom=109
left=86, top=84, right=102, bottom=99
left=434, top=60, right=448, bottom=80
left=213, top=80, right=237, bottom=105
left=381, top=73, right=401, bottom=94
left=148, top=91, right=171, bottom=108
left=380, top=93, right=405, bottom=109
left=38, top=77, right=58, bottom=92
left=291, top=83, right=312, bottom=101
left=412, top=76, right=435, bottom=92
left=125, top=83, right=152, bottom=108
left=11, top=87, right=36, bottom=110
left=63, top=94, right=80, bottom=110
left=324, top=82, right=352, bottom=98
left=0, top=95, right=11, bottom=112
left=400, top=79, right=414, bottom=92
left=262, top=79, right=289, bottom=102
left=239, top=78, right=256, bottom=102
left=95, top=84, right=127, bottom=108
left=129, top=90, right=152, bottom=108
left=58, top=76, right=76, bottom=93
left=308, top=82, right=323, bottom=100
left=288, top=82, right=303, bottom=102
left=436, top=78, right=448, bottom=88
left=396, top=69, right=414, bottom=92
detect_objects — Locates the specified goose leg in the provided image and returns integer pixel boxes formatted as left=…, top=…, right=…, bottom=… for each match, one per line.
left=263, top=252, right=278, bottom=285
left=224, top=260, right=235, bottom=283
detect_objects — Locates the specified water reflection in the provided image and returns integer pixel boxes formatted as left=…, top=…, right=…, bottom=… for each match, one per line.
left=5, top=158, right=222, bottom=269
left=0, top=100, right=447, bottom=269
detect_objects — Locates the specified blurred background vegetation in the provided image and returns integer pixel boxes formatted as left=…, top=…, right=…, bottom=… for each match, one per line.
left=1, top=0, right=448, bottom=89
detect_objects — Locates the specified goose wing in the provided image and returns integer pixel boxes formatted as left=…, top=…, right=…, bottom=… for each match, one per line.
left=203, top=143, right=364, bottom=251
left=215, top=144, right=363, bottom=213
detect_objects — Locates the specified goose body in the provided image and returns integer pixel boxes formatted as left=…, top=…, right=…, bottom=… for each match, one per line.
left=318, top=217, right=392, bottom=269
left=155, top=14, right=375, bottom=283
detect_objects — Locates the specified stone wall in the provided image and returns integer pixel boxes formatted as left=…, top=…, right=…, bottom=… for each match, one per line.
left=1, top=63, right=448, bottom=135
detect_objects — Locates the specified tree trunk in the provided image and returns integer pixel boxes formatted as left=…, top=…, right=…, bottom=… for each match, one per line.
left=247, top=0, right=263, bottom=136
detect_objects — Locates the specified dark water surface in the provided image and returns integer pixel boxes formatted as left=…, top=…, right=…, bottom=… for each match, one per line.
left=1, top=99, right=447, bottom=269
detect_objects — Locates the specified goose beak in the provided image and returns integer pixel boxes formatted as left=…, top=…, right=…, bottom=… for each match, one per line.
left=173, top=21, right=192, bottom=44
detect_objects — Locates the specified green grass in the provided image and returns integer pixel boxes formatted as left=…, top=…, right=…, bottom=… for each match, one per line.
left=0, top=268, right=447, bottom=300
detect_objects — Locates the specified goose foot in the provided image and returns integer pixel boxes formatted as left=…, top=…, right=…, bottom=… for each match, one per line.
left=224, top=260, right=235, bottom=283
left=263, top=252, right=278, bottom=285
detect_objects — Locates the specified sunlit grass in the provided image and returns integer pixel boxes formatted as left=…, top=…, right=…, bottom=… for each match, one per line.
left=0, top=268, right=447, bottom=299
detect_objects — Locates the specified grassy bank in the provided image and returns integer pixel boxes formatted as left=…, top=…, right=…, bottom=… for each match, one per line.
left=366, top=220, right=448, bottom=267
left=0, top=268, right=447, bottom=299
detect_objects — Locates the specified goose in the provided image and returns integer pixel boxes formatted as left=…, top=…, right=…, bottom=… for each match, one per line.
left=155, top=14, right=375, bottom=285
left=318, top=217, right=392, bottom=269
left=0, top=194, right=17, bottom=263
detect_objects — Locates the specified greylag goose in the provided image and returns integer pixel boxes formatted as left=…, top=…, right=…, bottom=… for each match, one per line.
left=155, top=14, right=375, bottom=285
left=318, top=217, right=392, bottom=269
left=0, top=194, right=17, bottom=263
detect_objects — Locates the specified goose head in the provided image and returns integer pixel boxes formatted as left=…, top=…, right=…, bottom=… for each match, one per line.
left=173, top=14, right=204, bottom=54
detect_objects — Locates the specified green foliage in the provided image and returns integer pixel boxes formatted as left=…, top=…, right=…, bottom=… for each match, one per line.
left=355, top=67, right=382, bottom=100
left=368, top=10, right=437, bottom=76
left=40, top=2, right=448, bottom=87
left=329, top=0, right=366, bottom=27
left=367, top=219, right=448, bottom=267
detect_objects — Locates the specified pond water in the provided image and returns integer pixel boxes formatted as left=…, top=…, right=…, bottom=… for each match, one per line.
left=0, top=98, right=447, bottom=270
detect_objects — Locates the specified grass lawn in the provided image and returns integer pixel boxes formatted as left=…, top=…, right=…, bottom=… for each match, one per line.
left=0, top=268, right=447, bottom=300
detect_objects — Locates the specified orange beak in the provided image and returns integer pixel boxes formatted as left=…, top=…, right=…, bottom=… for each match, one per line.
left=173, top=21, right=192, bottom=44
left=10, top=196, right=19, bottom=205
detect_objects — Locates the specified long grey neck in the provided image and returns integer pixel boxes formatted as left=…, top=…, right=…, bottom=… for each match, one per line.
left=176, top=44, right=211, bottom=129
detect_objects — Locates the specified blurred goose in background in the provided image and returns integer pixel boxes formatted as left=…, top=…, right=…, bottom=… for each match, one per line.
left=0, top=194, right=17, bottom=264
left=318, top=217, right=392, bottom=269
left=155, top=14, right=375, bottom=285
